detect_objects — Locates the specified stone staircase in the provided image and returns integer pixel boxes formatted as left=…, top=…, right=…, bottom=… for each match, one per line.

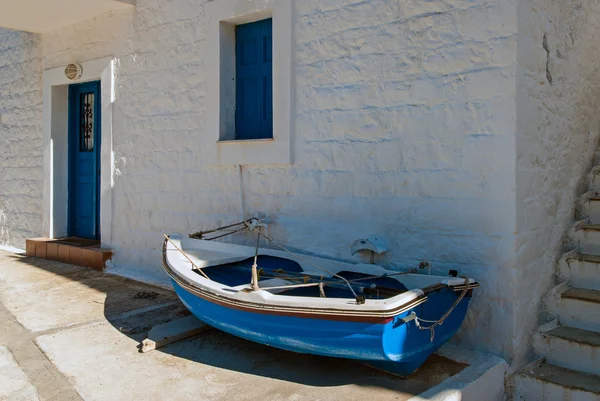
left=513, top=167, right=600, bottom=400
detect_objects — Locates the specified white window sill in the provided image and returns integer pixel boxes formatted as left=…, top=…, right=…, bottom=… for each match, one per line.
left=213, top=136, right=291, bottom=165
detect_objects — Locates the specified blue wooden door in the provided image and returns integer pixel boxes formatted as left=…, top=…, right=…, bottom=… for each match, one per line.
left=235, top=18, right=273, bottom=140
left=68, top=81, right=101, bottom=239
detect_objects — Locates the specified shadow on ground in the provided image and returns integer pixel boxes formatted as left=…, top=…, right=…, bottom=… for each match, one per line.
left=5, top=253, right=466, bottom=396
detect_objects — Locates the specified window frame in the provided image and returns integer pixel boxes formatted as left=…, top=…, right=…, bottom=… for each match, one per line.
left=205, top=0, right=293, bottom=165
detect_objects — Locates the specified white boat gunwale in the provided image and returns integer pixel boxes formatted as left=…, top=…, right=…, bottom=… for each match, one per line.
left=162, top=234, right=479, bottom=321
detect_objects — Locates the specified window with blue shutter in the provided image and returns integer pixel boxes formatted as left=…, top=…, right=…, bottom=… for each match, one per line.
left=235, top=18, right=273, bottom=140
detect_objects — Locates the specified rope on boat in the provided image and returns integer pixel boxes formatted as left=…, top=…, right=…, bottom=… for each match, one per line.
left=243, top=221, right=362, bottom=302
left=255, top=281, right=326, bottom=291
left=407, top=276, right=471, bottom=342
left=342, top=269, right=417, bottom=283
left=186, top=218, right=415, bottom=305
left=189, top=219, right=257, bottom=241
left=258, top=267, right=416, bottom=286
left=319, top=282, right=326, bottom=298
left=164, top=235, right=211, bottom=281
left=243, top=269, right=377, bottom=296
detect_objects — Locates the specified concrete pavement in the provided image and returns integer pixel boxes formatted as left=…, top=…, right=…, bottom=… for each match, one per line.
left=0, top=249, right=505, bottom=401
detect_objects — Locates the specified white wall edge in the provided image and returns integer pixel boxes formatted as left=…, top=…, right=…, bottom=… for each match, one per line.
left=0, top=244, right=26, bottom=254
left=42, top=56, right=115, bottom=246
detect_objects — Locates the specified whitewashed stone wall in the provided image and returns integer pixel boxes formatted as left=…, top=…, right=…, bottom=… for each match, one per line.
left=1, top=0, right=545, bottom=365
left=514, top=0, right=600, bottom=370
left=0, top=30, right=43, bottom=245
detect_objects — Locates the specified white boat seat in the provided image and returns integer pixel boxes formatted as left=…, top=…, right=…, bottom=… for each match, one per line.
left=180, top=249, right=249, bottom=269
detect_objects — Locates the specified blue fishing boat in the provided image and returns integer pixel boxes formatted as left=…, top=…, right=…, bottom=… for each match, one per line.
left=162, top=219, right=478, bottom=377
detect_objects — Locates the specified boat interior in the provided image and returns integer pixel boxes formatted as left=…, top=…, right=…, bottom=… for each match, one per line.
left=195, top=255, right=410, bottom=300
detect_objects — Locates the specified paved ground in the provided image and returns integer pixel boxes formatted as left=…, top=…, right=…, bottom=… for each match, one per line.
left=0, top=346, right=39, bottom=400
left=0, top=250, right=470, bottom=401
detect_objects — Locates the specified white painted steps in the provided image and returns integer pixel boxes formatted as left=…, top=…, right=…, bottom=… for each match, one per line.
left=515, top=359, right=600, bottom=401
left=584, top=195, right=600, bottom=223
left=562, top=287, right=600, bottom=303
left=553, top=287, right=600, bottom=332
left=534, top=325, right=600, bottom=376
left=589, top=166, right=600, bottom=193
left=560, top=253, right=600, bottom=290
left=514, top=159, right=600, bottom=400
left=572, top=224, right=600, bottom=254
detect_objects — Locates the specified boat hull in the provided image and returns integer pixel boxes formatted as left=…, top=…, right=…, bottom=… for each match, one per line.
left=171, top=278, right=472, bottom=377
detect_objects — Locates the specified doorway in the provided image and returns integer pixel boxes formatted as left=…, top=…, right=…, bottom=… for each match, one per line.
left=68, top=81, right=101, bottom=240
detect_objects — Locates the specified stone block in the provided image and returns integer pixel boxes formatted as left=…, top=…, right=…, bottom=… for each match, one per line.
left=57, top=245, right=70, bottom=264
left=25, top=240, right=36, bottom=257
left=46, top=242, right=58, bottom=261
left=35, top=241, right=46, bottom=259
left=80, top=248, right=97, bottom=270
left=68, top=247, right=83, bottom=266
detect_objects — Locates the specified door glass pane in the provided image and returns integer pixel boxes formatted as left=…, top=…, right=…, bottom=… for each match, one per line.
left=80, top=93, right=94, bottom=151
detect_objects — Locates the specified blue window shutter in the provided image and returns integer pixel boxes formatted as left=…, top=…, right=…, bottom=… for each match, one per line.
left=236, top=18, right=273, bottom=140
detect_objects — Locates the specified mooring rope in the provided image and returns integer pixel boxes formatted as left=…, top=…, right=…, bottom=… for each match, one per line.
left=410, top=276, right=471, bottom=342
left=164, top=234, right=211, bottom=280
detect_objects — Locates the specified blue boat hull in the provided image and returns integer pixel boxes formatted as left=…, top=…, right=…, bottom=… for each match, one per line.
left=172, top=279, right=472, bottom=377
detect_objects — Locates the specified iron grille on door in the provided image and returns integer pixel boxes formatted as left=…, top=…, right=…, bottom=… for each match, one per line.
left=80, top=93, right=94, bottom=151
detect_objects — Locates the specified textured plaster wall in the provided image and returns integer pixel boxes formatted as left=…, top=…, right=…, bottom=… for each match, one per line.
left=1, top=0, right=520, bottom=361
left=0, top=29, right=43, bottom=246
left=514, top=0, right=600, bottom=369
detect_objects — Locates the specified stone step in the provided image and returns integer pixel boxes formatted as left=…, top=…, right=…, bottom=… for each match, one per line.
left=552, top=287, right=600, bottom=332
left=563, top=287, right=600, bottom=303
left=533, top=325, right=600, bottom=376
left=570, top=223, right=600, bottom=255
left=25, top=237, right=112, bottom=270
left=586, top=195, right=600, bottom=224
left=590, top=165, right=600, bottom=193
left=514, top=360, right=600, bottom=401
left=560, top=253, right=600, bottom=290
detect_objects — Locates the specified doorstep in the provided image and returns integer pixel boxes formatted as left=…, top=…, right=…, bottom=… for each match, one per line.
left=25, top=237, right=112, bottom=270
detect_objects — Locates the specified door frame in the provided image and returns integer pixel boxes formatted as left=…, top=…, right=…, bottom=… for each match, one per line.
left=67, top=81, right=102, bottom=239
left=42, top=57, right=115, bottom=245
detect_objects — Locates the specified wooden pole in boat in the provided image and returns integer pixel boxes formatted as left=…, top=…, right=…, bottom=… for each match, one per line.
left=250, top=229, right=261, bottom=291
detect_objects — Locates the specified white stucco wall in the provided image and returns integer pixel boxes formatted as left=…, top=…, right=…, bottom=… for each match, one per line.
left=0, top=29, right=43, bottom=245
left=514, top=0, right=600, bottom=369
left=2, top=0, right=522, bottom=362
